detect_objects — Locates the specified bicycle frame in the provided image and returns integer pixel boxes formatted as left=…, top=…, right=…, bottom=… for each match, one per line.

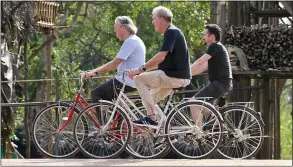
left=57, top=77, right=101, bottom=133
left=101, top=74, right=208, bottom=137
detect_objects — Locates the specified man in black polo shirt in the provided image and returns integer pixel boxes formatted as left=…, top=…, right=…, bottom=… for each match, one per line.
left=129, top=6, right=191, bottom=126
left=190, top=24, right=233, bottom=124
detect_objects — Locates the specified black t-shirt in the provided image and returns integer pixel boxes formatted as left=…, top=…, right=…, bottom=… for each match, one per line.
left=158, top=25, right=191, bottom=79
left=206, top=42, right=233, bottom=82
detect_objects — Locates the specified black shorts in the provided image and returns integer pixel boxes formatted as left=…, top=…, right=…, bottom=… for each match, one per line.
left=194, top=79, right=233, bottom=103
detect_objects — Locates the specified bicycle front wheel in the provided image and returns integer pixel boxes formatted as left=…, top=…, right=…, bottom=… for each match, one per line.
left=74, top=101, right=131, bottom=159
left=32, top=102, right=84, bottom=158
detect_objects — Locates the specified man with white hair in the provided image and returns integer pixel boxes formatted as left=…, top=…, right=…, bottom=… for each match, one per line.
left=129, top=6, right=191, bottom=126
left=82, top=16, right=146, bottom=103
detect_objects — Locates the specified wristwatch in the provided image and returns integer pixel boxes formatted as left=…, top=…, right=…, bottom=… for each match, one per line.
left=139, top=65, right=146, bottom=72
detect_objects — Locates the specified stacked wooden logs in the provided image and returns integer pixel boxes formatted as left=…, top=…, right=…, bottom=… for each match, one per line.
left=225, top=25, right=292, bottom=71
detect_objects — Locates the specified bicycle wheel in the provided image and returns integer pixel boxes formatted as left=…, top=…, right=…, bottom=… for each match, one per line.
left=165, top=100, right=223, bottom=159
left=74, top=101, right=131, bottom=159
left=32, top=102, right=86, bottom=158
left=217, top=105, right=265, bottom=159
left=126, top=105, right=171, bottom=159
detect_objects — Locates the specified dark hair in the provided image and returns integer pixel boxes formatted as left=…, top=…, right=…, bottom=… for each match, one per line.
left=205, top=24, right=221, bottom=41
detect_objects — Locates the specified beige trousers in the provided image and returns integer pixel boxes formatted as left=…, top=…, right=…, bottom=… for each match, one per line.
left=133, top=70, right=190, bottom=115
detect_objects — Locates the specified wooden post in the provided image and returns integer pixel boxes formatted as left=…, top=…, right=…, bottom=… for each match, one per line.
left=228, top=1, right=238, bottom=27
left=210, top=1, right=218, bottom=24
left=237, top=1, right=244, bottom=26
left=255, top=78, right=262, bottom=159
left=251, top=1, right=259, bottom=26
left=23, top=36, right=30, bottom=158
left=274, top=79, right=281, bottom=159
left=269, top=79, right=275, bottom=159
left=219, top=2, right=226, bottom=44
left=45, top=29, right=52, bottom=107
left=244, top=2, right=251, bottom=26
left=259, top=77, right=271, bottom=159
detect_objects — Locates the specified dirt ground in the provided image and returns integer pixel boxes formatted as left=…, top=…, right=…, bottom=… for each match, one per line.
left=1, top=159, right=292, bottom=166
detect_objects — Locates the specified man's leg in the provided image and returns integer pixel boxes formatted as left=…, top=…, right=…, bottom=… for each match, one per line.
left=91, top=79, right=116, bottom=124
left=190, top=83, right=214, bottom=127
left=91, top=78, right=135, bottom=124
left=133, top=70, right=189, bottom=125
left=91, top=78, right=116, bottom=103
left=190, top=80, right=231, bottom=127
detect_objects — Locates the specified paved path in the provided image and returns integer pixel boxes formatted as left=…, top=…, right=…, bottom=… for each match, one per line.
left=1, top=159, right=292, bottom=166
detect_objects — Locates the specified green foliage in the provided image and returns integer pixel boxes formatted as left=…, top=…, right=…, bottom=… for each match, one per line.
left=280, top=80, right=292, bottom=159
left=51, top=1, right=210, bottom=99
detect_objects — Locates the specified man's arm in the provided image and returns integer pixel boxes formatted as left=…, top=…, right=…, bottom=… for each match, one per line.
left=94, top=58, right=123, bottom=74
left=144, top=29, right=176, bottom=71
left=145, top=51, right=168, bottom=71
left=191, top=54, right=211, bottom=76
left=191, top=61, right=208, bottom=76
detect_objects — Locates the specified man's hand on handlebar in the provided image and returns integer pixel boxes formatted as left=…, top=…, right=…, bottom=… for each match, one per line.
left=128, top=68, right=142, bottom=80
left=81, top=71, right=97, bottom=79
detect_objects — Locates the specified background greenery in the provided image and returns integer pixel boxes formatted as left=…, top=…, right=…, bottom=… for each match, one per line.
left=5, top=1, right=292, bottom=159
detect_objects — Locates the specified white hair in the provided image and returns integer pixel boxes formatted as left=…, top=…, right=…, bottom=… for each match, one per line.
left=115, top=16, right=137, bottom=34
left=152, top=6, right=173, bottom=22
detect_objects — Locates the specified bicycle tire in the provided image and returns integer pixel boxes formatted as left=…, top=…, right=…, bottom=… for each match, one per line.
left=32, top=102, right=86, bottom=158
left=74, top=101, right=131, bottom=159
left=165, top=100, right=224, bottom=159
left=217, top=105, right=265, bottom=159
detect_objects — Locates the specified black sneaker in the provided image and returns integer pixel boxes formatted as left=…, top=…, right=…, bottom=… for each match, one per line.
left=133, top=116, right=158, bottom=128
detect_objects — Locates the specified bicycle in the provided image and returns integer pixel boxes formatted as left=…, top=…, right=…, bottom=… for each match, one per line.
left=73, top=71, right=225, bottom=159
left=32, top=75, right=129, bottom=158
left=73, top=71, right=169, bottom=159
left=171, top=85, right=267, bottom=159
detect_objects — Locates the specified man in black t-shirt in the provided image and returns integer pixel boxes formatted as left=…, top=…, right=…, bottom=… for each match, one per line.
left=191, top=24, right=232, bottom=100
left=190, top=24, right=233, bottom=124
left=129, top=6, right=191, bottom=127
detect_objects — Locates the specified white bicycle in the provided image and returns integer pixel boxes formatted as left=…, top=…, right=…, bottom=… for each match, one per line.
left=73, top=71, right=225, bottom=159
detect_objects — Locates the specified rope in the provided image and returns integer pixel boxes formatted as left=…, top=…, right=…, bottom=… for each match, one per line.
left=0, top=76, right=112, bottom=83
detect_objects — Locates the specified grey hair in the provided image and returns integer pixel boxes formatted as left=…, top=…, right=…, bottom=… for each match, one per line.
left=152, top=6, right=173, bottom=22
left=115, top=16, right=137, bottom=34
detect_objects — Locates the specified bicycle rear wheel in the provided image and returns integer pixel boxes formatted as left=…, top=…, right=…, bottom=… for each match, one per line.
left=126, top=105, right=171, bottom=159
left=74, top=101, right=131, bottom=158
left=217, top=105, right=265, bottom=159
left=32, top=102, right=85, bottom=158
left=165, top=100, right=223, bottom=159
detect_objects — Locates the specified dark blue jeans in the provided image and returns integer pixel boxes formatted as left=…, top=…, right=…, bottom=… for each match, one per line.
left=194, top=79, right=233, bottom=104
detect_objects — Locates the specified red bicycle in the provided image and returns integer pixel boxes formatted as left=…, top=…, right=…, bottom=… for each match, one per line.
left=32, top=74, right=131, bottom=158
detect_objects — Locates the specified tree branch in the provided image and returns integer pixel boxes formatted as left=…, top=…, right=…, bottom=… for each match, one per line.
left=78, top=2, right=89, bottom=24
left=10, top=1, right=25, bottom=16
left=78, top=37, right=112, bottom=63
left=57, top=2, right=84, bottom=36
left=18, top=2, right=85, bottom=70
left=58, top=1, right=70, bottom=25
